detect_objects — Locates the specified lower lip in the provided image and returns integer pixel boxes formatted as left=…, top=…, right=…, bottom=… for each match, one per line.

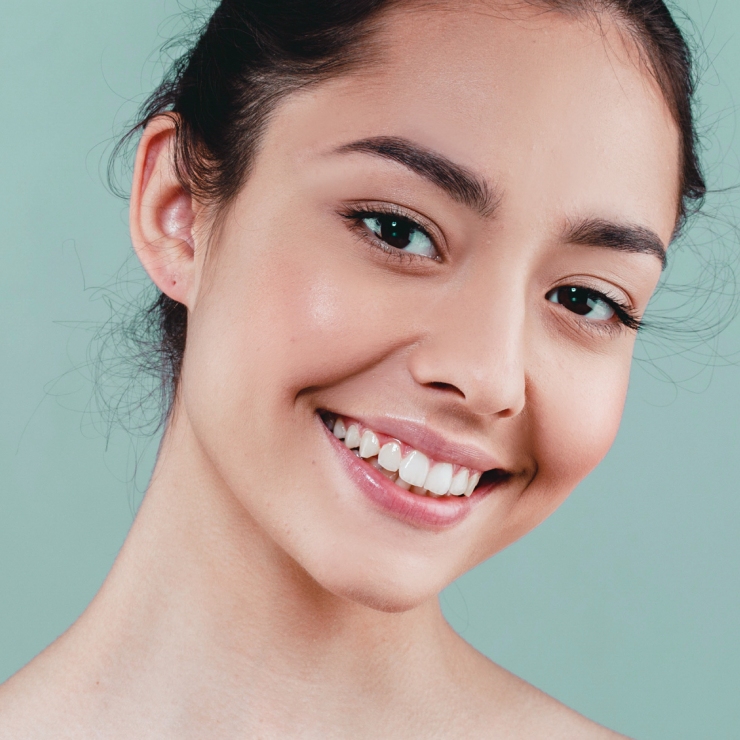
left=320, top=417, right=490, bottom=530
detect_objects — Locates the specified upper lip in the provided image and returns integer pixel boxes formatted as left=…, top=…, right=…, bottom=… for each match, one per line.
left=331, top=412, right=505, bottom=473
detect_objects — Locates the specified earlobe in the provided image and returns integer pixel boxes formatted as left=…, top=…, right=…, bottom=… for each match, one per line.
left=130, top=115, right=196, bottom=308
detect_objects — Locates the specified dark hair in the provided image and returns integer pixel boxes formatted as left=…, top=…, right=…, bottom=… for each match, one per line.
left=116, top=0, right=706, bottom=420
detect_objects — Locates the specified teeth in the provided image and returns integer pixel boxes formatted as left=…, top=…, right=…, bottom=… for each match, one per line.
left=424, top=462, right=453, bottom=496
left=448, top=468, right=469, bottom=497
left=329, top=414, right=487, bottom=499
left=399, top=450, right=430, bottom=488
left=378, top=441, right=402, bottom=472
left=344, top=424, right=361, bottom=450
left=464, top=472, right=481, bottom=497
left=333, top=418, right=346, bottom=440
left=359, top=430, right=381, bottom=459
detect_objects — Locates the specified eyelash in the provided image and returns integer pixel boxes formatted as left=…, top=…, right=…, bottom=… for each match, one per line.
left=340, top=203, right=440, bottom=265
left=340, top=204, right=643, bottom=334
left=571, top=291, right=643, bottom=335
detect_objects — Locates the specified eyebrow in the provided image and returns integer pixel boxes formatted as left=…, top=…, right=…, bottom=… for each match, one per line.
left=334, top=136, right=499, bottom=217
left=565, top=218, right=668, bottom=271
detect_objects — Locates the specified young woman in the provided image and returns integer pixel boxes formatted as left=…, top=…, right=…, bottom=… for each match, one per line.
left=0, top=0, right=706, bottom=736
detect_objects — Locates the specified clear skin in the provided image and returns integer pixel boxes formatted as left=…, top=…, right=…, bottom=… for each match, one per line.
left=0, top=3, right=680, bottom=738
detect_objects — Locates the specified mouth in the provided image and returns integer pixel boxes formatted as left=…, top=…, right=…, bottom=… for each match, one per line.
left=318, top=410, right=510, bottom=529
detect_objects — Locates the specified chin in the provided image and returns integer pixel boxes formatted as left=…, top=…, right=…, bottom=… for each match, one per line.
left=307, top=550, right=449, bottom=614
left=331, top=580, right=436, bottom=614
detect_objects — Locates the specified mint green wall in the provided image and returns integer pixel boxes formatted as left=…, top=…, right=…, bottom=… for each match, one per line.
left=1, top=2, right=738, bottom=737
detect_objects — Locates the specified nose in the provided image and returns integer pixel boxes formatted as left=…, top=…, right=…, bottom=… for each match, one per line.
left=406, top=277, right=527, bottom=419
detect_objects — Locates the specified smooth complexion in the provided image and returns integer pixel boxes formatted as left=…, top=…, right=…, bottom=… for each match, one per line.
left=0, top=3, right=680, bottom=737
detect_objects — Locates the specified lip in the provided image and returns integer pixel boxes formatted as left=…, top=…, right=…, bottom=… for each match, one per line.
left=319, top=415, right=499, bottom=530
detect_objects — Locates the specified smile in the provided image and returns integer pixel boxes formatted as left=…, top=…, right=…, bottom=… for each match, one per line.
left=321, top=412, right=484, bottom=498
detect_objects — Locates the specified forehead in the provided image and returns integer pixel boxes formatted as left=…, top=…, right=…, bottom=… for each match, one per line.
left=297, top=1, right=681, bottom=241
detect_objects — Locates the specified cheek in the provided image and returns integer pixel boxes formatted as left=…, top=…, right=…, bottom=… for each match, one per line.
left=177, top=215, right=405, bottom=493
left=216, top=228, right=417, bottom=408
left=522, top=348, right=632, bottom=525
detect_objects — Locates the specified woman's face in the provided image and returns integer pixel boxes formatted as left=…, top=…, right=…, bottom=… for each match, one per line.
left=173, top=3, right=680, bottom=610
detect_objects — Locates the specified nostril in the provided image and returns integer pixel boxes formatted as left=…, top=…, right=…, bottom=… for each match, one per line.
left=427, top=381, right=465, bottom=397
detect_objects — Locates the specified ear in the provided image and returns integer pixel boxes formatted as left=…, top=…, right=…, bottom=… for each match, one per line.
left=130, top=115, right=197, bottom=308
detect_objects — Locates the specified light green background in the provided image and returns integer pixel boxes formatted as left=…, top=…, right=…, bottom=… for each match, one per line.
left=1, top=1, right=739, bottom=737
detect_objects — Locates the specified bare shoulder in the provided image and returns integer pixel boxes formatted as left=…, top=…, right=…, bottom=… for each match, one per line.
left=449, top=637, right=631, bottom=739
left=0, top=669, right=51, bottom=739
left=0, top=646, right=91, bottom=740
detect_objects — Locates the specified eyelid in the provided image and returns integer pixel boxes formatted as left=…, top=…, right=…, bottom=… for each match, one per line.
left=340, top=200, right=448, bottom=259
left=552, top=276, right=635, bottom=311
left=549, top=279, right=643, bottom=333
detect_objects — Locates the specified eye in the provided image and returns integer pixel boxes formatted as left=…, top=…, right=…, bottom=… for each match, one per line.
left=361, top=214, right=437, bottom=259
left=547, top=286, right=616, bottom=322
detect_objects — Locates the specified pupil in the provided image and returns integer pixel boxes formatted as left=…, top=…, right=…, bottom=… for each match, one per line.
left=379, top=216, right=412, bottom=249
left=559, top=286, right=592, bottom=316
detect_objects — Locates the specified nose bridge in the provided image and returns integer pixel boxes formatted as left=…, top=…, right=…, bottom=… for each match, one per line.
left=409, top=266, right=528, bottom=418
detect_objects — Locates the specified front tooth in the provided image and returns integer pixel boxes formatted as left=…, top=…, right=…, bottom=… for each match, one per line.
left=464, top=472, right=481, bottom=497
left=398, top=450, right=430, bottom=487
left=396, top=478, right=412, bottom=490
left=359, top=430, right=381, bottom=458
left=378, top=442, right=401, bottom=472
left=344, top=424, right=361, bottom=449
left=333, top=418, right=346, bottom=440
left=449, top=468, right=469, bottom=496
left=424, top=462, right=453, bottom=496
